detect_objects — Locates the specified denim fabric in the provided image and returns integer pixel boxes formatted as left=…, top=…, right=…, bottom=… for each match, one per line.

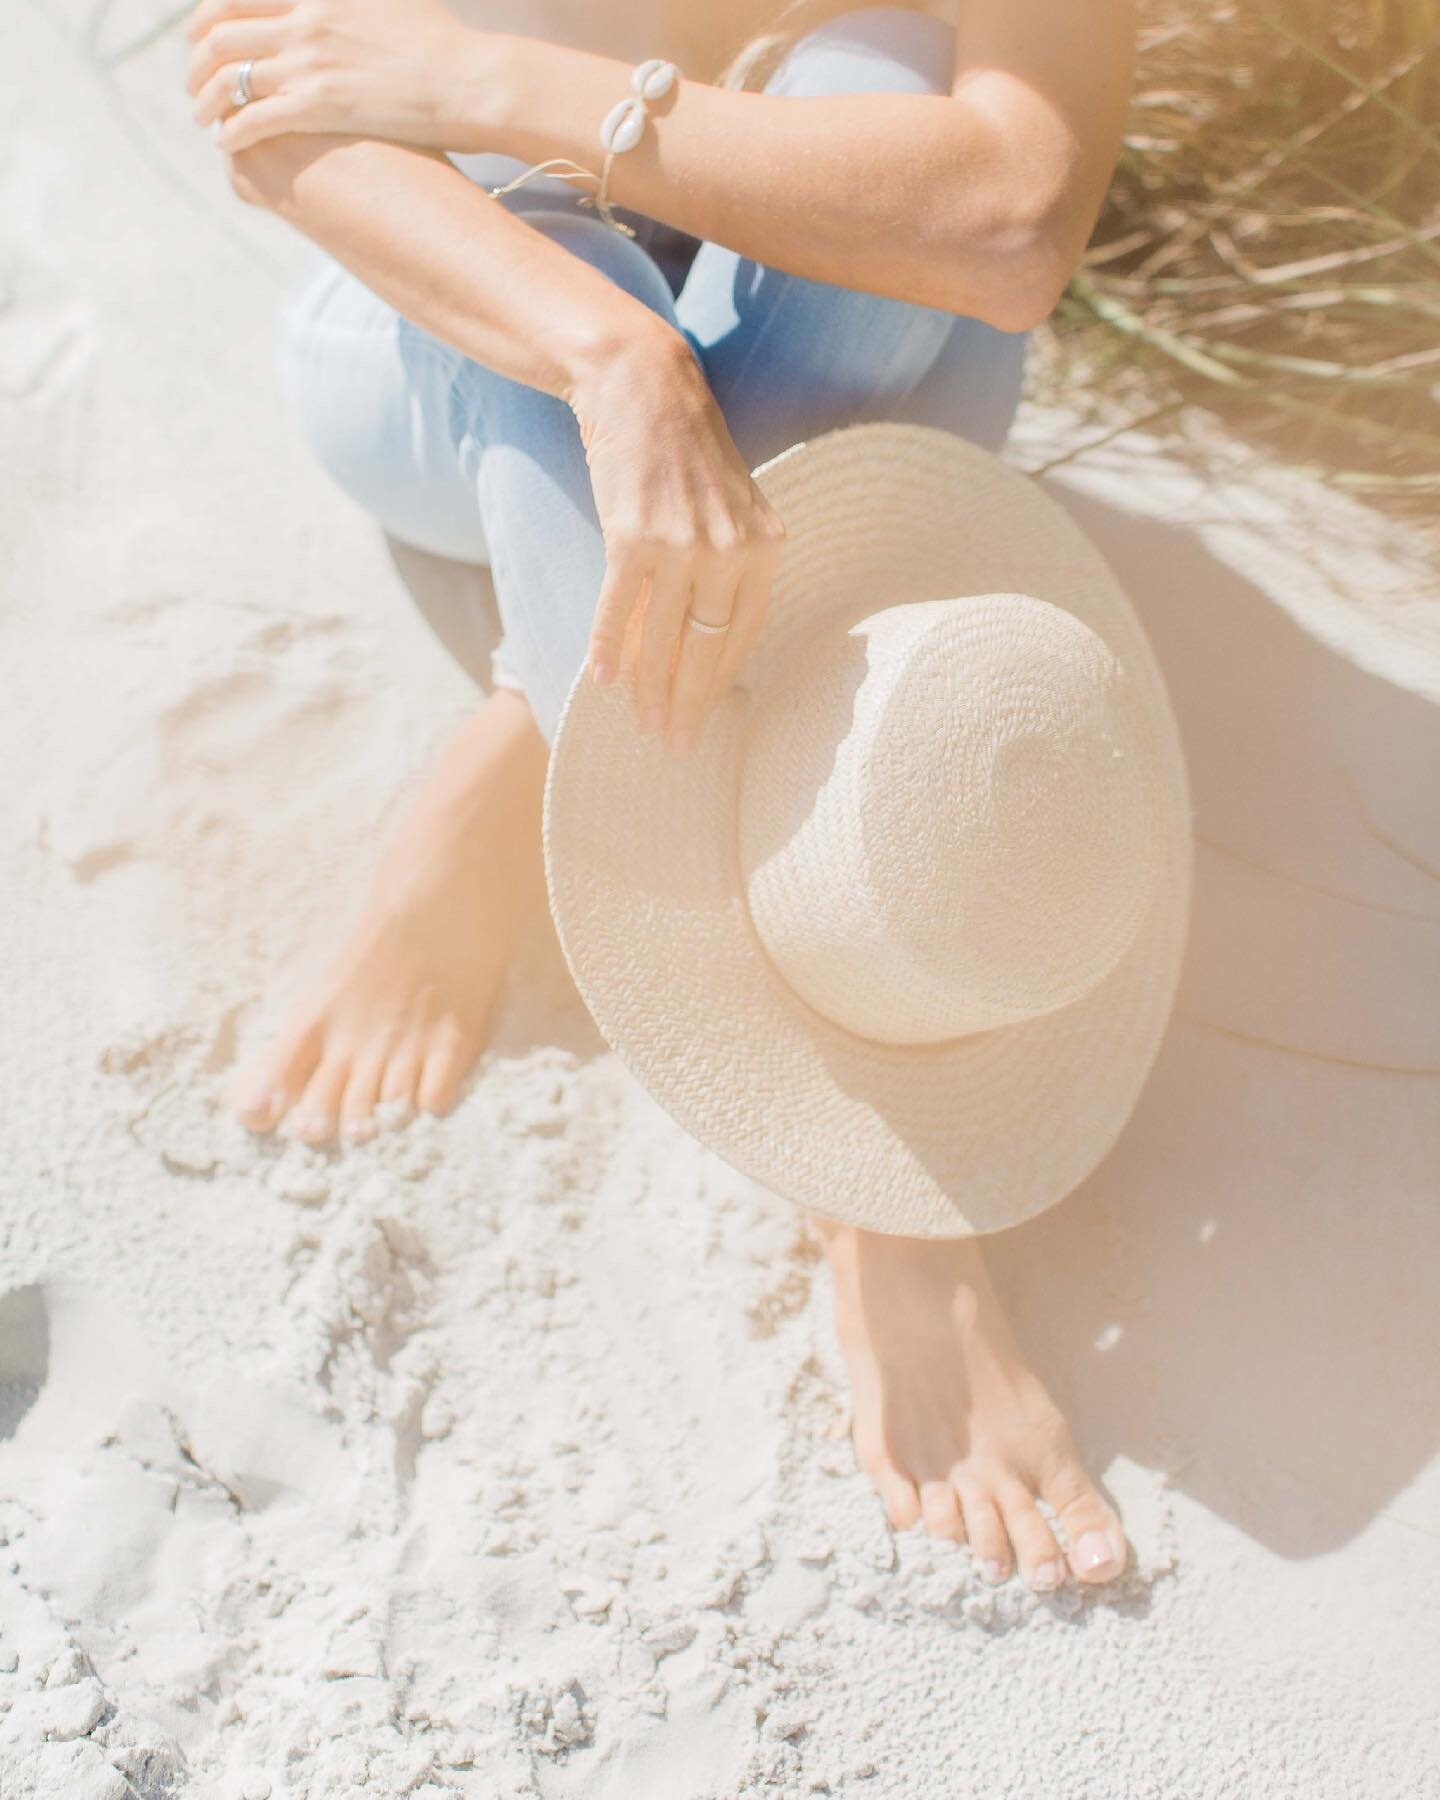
left=272, top=5, right=1031, bottom=745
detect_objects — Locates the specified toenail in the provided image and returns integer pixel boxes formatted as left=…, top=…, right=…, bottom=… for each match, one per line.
left=236, top=1084, right=276, bottom=1118
left=343, top=1118, right=375, bottom=1144
left=1075, top=1530, right=1119, bottom=1575
left=1030, top=1560, right=1064, bottom=1591
left=291, top=1113, right=329, bottom=1140
left=374, top=1099, right=412, bottom=1131
left=981, top=1559, right=1006, bottom=1585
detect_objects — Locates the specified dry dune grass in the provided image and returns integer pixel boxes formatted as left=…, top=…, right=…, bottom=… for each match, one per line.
left=1032, top=0, right=1440, bottom=538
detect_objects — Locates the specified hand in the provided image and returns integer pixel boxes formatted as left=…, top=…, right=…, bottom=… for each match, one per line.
left=569, top=330, right=787, bottom=755
left=185, top=0, right=485, bottom=154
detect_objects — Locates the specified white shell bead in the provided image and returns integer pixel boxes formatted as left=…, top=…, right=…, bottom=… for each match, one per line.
left=600, top=95, right=647, bottom=153
left=631, top=58, right=678, bottom=101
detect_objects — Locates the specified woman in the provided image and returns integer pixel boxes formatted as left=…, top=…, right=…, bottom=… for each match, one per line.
left=186, top=0, right=1139, bottom=1591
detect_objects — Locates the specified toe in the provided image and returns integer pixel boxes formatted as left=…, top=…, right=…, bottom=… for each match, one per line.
left=998, top=1488, right=1067, bottom=1593
left=1041, top=1462, right=1128, bottom=1585
left=377, top=1036, right=423, bottom=1127
left=918, top=1480, right=966, bottom=1544
left=287, top=1056, right=349, bottom=1146
left=416, top=1017, right=474, bottom=1116
left=339, top=1050, right=387, bottom=1145
left=231, top=1021, right=322, bottom=1133
left=870, top=1457, right=921, bottom=1532
left=957, top=1490, right=1012, bottom=1584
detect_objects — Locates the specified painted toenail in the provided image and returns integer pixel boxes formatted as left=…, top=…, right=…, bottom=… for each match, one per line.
left=1030, top=1560, right=1063, bottom=1591
left=981, top=1559, right=1006, bottom=1585
left=1076, top=1530, right=1118, bottom=1574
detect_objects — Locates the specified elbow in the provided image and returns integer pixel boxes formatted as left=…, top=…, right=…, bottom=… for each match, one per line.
left=964, top=220, right=1077, bottom=335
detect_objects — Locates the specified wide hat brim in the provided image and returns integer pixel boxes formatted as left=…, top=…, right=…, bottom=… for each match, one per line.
left=542, top=421, right=1195, bottom=1238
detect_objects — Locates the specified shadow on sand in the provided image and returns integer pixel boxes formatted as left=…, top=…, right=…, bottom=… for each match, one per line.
left=987, top=484, right=1440, bottom=1560
left=384, top=481, right=1440, bottom=1563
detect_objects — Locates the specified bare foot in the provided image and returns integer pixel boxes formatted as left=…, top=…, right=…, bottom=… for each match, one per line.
left=230, top=688, right=549, bottom=1145
left=813, top=1215, right=1128, bottom=1591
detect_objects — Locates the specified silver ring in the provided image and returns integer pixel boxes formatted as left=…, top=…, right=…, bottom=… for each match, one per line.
left=685, top=612, right=729, bottom=635
left=231, top=59, right=255, bottom=107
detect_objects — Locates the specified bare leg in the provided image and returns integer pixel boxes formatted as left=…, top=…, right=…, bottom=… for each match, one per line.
left=811, top=1213, right=1129, bottom=1590
left=230, top=686, right=548, bottom=1143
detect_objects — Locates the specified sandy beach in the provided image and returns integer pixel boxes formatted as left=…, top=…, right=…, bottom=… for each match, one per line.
left=3, top=6, right=1439, bottom=1796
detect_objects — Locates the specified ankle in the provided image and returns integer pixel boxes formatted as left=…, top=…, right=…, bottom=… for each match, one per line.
left=820, top=1217, right=1002, bottom=1334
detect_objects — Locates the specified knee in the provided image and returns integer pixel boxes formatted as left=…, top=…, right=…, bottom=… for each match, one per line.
left=764, top=4, right=954, bottom=101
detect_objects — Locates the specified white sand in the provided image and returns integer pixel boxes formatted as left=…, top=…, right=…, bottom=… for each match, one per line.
left=4, top=9, right=1439, bottom=1798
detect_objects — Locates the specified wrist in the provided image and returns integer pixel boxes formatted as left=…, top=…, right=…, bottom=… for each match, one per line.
left=441, top=30, right=534, bottom=156
left=560, top=315, right=704, bottom=424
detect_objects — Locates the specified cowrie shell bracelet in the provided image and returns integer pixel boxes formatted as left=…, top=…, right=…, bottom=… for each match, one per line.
left=487, top=56, right=681, bottom=238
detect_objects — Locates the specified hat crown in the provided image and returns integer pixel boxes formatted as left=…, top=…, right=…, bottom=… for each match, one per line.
left=737, top=594, right=1168, bottom=1045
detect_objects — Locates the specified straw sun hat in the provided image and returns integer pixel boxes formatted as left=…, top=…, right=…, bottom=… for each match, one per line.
left=542, top=422, right=1195, bottom=1239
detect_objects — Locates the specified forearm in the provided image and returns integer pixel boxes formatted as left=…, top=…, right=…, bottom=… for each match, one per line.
left=226, top=132, right=685, bottom=404
left=468, top=37, right=1054, bottom=329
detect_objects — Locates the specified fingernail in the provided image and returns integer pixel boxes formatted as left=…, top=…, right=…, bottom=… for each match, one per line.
left=669, top=727, right=693, bottom=756
left=1030, top=1560, right=1064, bottom=1591
left=590, top=655, right=613, bottom=687
left=1076, top=1530, right=1119, bottom=1575
left=980, top=1559, right=1006, bottom=1585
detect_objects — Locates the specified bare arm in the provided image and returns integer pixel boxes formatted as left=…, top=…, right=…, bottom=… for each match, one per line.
left=223, top=130, right=785, bottom=748
left=224, top=132, right=687, bottom=405
left=485, top=0, right=1137, bottom=331
left=196, top=0, right=1138, bottom=333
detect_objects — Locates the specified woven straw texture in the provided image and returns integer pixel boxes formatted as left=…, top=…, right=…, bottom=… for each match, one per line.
left=542, top=421, right=1194, bottom=1238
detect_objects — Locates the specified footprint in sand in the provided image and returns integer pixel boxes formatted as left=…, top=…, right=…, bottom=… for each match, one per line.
left=0, top=1285, right=49, bottom=1444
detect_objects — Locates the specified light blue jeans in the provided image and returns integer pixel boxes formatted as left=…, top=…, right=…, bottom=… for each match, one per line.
left=272, top=5, right=1030, bottom=746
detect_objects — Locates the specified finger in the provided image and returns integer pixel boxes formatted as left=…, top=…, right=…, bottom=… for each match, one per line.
left=586, top=540, right=647, bottom=690
left=707, top=536, right=781, bottom=705
left=186, top=19, right=282, bottom=97
left=618, top=592, right=648, bottom=682
left=664, top=557, right=736, bottom=754
left=187, top=0, right=293, bottom=44
left=219, top=92, right=311, bottom=153
left=631, top=553, right=692, bottom=735
left=193, top=56, right=278, bottom=127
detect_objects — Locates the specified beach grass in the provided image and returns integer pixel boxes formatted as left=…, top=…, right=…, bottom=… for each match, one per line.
left=1030, top=0, right=1440, bottom=537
